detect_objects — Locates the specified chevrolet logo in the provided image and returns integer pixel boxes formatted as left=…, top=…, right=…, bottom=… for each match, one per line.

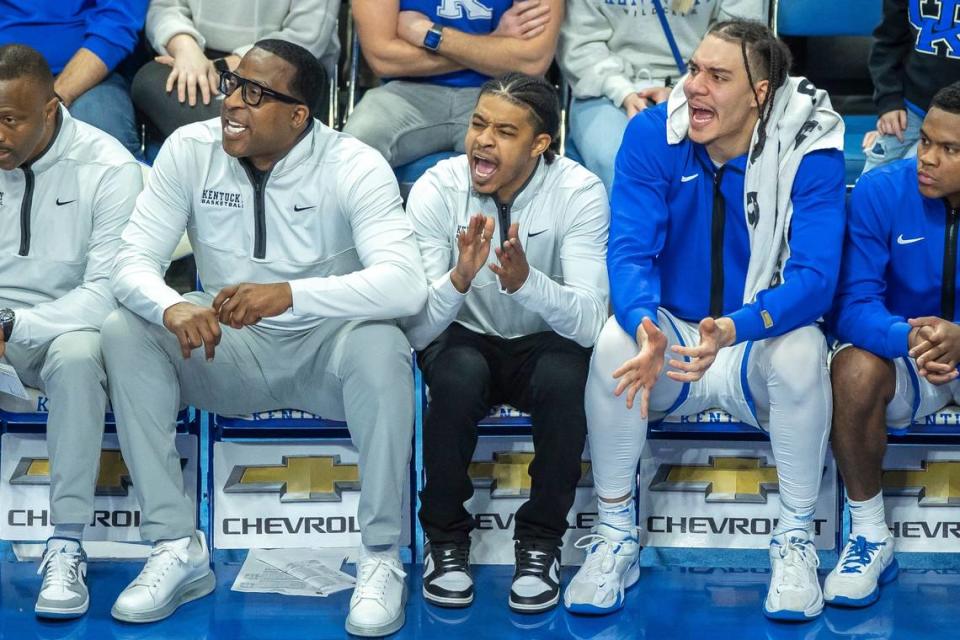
left=10, top=450, right=150, bottom=497
left=468, top=452, right=592, bottom=499
left=224, top=455, right=360, bottom=503
left=882, top=460, right=960, bottom=507
left=649, top=456, right=779, bottom=503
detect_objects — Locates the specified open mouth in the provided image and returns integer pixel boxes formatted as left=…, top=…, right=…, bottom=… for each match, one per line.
left=689, top=105, right=716, bottom=127
left=472, top=152, right=499, bottom=181
left=222, top=117, right=249, bottom=138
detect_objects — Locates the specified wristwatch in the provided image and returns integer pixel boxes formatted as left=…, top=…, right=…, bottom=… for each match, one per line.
left=0, top=308, right=14, bottom=342
left=423, top=23, right=444, bottom=52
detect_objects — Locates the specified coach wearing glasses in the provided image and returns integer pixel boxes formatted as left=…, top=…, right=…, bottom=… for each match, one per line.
left=100, top=40, right=425, bottom=636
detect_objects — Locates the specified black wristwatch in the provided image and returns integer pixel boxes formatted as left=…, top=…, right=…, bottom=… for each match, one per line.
left=423, top=23, right=444, bottom=52
left=0, top=308, right=14, bottom=342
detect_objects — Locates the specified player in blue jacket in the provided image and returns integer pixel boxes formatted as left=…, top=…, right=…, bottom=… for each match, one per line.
left=563, top=20, right=846, bottom=622
left=826, top=82, right=960, bottom=609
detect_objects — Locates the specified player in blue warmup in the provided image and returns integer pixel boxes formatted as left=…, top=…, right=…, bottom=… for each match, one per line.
left=564, top=20, right=846, bottom=621
left=826, top=82, right=960, bottom=608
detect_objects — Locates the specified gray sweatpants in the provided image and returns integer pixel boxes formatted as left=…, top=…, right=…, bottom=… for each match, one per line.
left=3, top=331, right=109, bottom=527
left=343, top=81, right=481, bottom=167
left=100, top=293, right=414, bottom=545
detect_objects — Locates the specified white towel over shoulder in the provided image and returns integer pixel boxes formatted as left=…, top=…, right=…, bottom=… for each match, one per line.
left=665, top=75, right=844, bottom=304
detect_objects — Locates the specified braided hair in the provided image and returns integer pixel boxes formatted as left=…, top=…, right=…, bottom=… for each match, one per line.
left=478, top=72, right=560, bottom=164
left=707, top=20, right=793, bottom=159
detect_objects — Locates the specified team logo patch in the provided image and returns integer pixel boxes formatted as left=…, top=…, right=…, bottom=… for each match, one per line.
left=224, top=455, right=360, bottom=503
left=201, top=189, right=243, bottom=208
left=910, top=0, right=960, bottom=59
left=883, top=460, right=960, bottom=506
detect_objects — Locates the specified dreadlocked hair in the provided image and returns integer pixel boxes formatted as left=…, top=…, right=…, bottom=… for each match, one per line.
left=708, top=20, right=793, bottom=158
left=478, top=72, right=560, bottom=164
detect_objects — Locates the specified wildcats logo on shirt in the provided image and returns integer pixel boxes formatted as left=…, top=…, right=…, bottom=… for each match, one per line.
left=201, top=189, right=243, bottom=208
left=910, top=0, right=960, bottom=59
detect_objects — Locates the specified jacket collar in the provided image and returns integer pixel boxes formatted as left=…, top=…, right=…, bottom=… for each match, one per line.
left=24, top=104, right=71, bottom=174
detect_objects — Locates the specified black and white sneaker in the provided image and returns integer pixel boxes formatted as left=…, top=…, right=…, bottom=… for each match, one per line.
left=422, top=542, right=473, bottom=608
left=509, top=541, right=561, bottom=613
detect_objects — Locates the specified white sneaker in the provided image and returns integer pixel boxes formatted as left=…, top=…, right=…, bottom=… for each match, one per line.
left=111, top=530, right=215, bottom=623
left=824, top=535, right=898, bottom=607
left=763, top=531, right=823, bottom=621
left=35, top=538, right=89, bottom=619
left=563, top=523, right=640, bottom=615
left=345, top=554, right=407, bottom=637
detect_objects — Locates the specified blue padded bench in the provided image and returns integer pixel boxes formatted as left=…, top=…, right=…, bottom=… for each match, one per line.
left=395, top=151, right=458, bottom=198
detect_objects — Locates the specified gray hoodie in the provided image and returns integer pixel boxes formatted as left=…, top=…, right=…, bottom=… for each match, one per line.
left=558, top=0, right=767, bottom=107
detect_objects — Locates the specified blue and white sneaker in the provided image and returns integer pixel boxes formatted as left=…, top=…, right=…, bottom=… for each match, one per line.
left=35, top=537, right=88, bottom=619
left=824, top=535, right=898, bottom=608
left=763, top=531, right=823, bottom=621
left=563, top=523, right=640, bottom=615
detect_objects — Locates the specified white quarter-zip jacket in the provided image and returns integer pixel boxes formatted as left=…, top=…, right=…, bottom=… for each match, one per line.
left=112, top=118, right=427, bottom=330
left=0, top=106, right=141, bottom=349
left=403, top=155, right=609, bottom=350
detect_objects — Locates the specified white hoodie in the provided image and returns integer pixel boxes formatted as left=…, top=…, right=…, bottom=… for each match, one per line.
left=0, top=106, right=141, bottom=349
left=112, top=118, right=427, bottom=331
left=558, top=0, right=767, bottom=107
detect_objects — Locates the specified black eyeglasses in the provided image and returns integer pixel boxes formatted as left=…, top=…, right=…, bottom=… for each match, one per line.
left=218, top=70, right=303, bottom=107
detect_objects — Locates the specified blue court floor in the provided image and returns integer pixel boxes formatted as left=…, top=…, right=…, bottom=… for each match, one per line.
left=0, top=558, right=956, bottom=640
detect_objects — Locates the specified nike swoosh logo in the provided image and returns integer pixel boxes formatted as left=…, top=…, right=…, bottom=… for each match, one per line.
left=56, top=198, right=76, bottom=206
left=681, top=174, right=699, bottom=183
left=293, top=204, right=316, bottom=212
left=528, top=230, right=548, bottom=238
left=897, top=234, right=924, bottom=245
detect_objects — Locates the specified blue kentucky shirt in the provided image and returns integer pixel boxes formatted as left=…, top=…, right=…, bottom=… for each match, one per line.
left=398, top=0, right=511, bottom=87
left=831, top=157, right=960, bottom=359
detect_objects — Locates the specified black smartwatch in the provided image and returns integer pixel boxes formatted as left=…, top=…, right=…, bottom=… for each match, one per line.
left=0, top=308, right=14, bottom=342
left=423, top=23, right=444, bottom=52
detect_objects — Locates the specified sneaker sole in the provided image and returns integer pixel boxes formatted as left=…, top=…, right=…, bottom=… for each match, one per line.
left=825, top=558, right=900, bottom=608
left=763, top=598, right=824, bottom=622
left=35, top=598, right=89, bottom=620
left=422, top=586, right=473, bottom=608
left=111, top=570, right=216, bottom=624
left=345, top=585, right=408, bottom=637
left=564, top=560, right=641, bottom=616
left=508, top=590, right=559, bottom=614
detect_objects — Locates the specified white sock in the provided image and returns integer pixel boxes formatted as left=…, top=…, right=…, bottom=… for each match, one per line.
left=848, top=491, right=890, bottom=541
left=597, top=495, right=635, bottom=531
left=773, top=502, right=816, bottom=538
left=52, top=523, right=84, bottom=543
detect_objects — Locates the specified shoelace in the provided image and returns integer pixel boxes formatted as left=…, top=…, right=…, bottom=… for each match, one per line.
left=37, top=548, right=82, bottom=592
left=840, top=537, right=882, bottom=575
left=355, top=558, right=406, bottom=601
left=776, top=537, right=820, bottom=591
left=431, top=544, right=470, bottom=575
left=133, top=541, right=190, bottom=589
left=515, top=543, right=556, bottom=579
left=574, top=534, right=620, bottom=581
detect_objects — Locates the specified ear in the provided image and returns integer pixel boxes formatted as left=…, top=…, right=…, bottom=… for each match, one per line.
left=531, top=132, right=552, bottom=158
left=752, top=78, right=770, bottom=109
left=290, top=104, right=310, bottom=129
left=44, top=95, right=59, bottom=121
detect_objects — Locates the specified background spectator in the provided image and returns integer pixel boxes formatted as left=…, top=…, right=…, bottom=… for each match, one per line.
left=0, top=0, right=148, bottom=157
left=346, top=0, right=561, bottom=168
left=862, top=0, right=960, bottom=173
left=558, top=0, right=767, bottom=193
left=133, top=0, right=340, bottom=137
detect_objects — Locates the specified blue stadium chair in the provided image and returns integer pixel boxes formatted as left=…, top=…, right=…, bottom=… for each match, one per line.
left=394, top=151, right=460, bottom=197
left=774, top=0, right=884, bottom=183
left=773, top=0, right=882, bottom=38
